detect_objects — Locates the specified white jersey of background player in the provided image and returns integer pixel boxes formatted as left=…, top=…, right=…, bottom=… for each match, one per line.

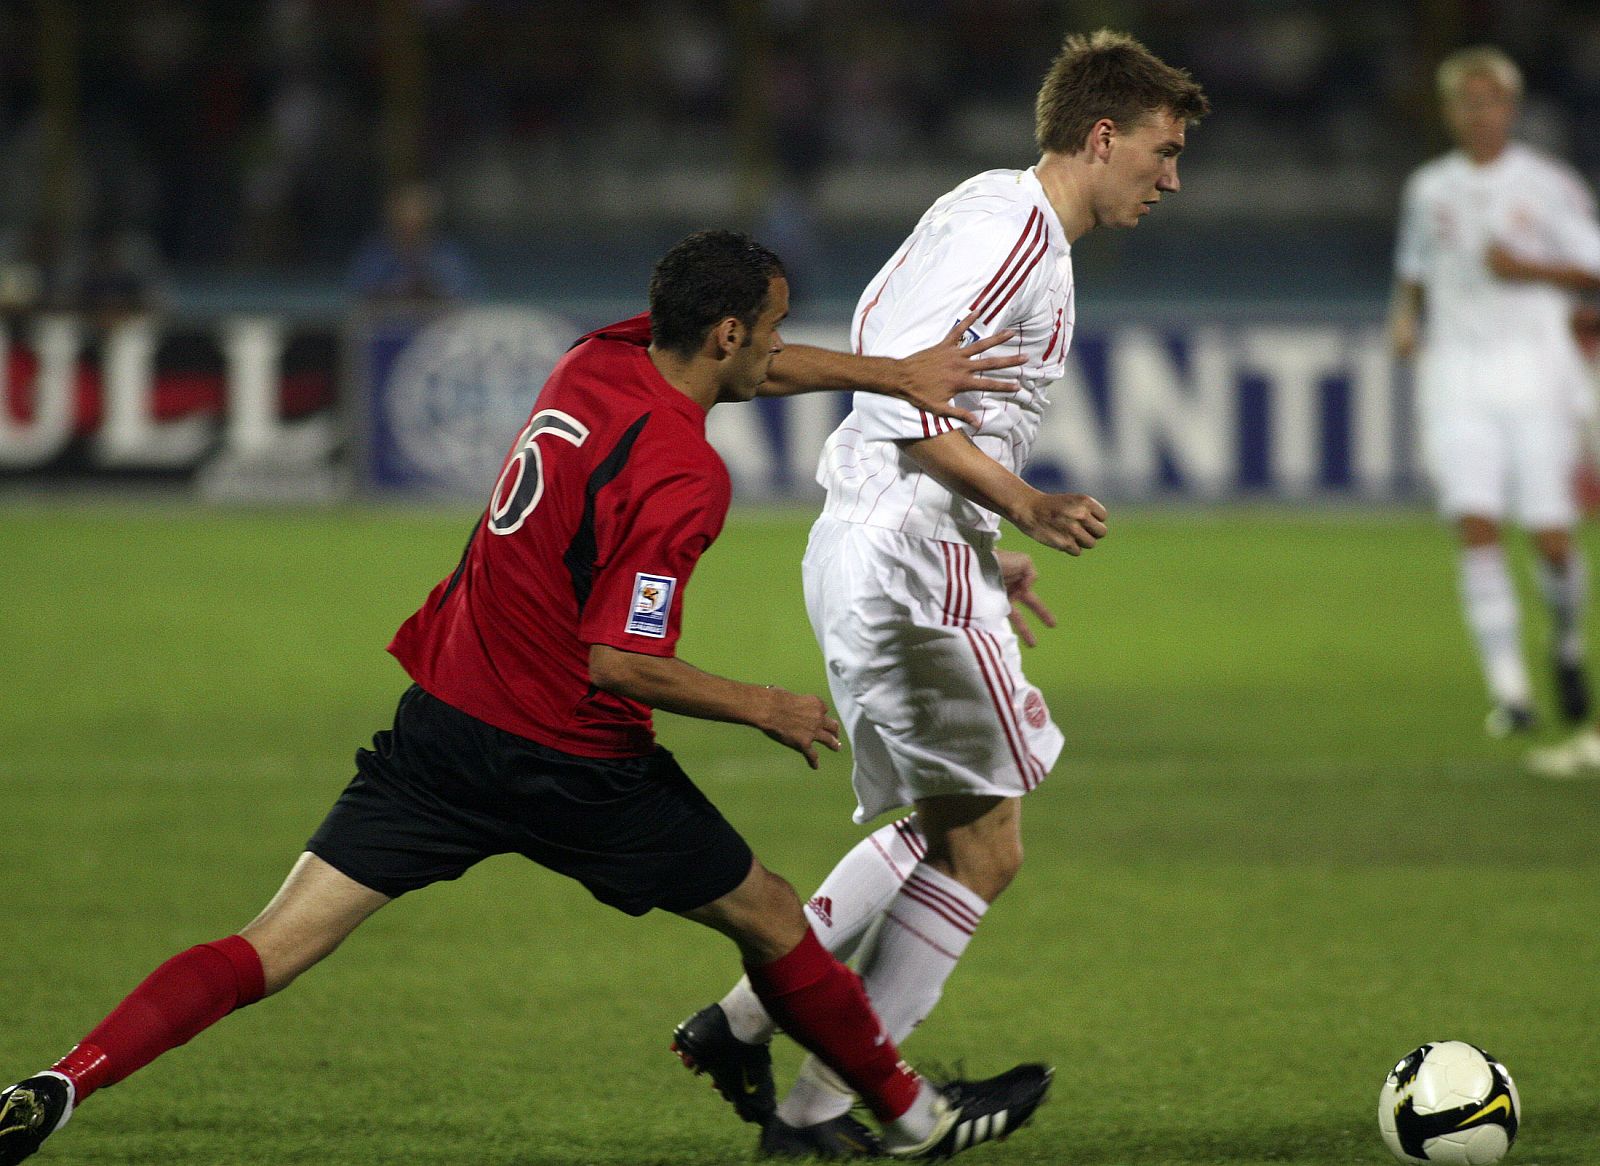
left=674, top=31, right=1210, bottom=1157
left=1390, top=45, right=1600, bottom=748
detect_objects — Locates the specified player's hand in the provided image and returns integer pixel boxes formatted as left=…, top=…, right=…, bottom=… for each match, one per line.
left=996, top=549, right=1057, bottom=647
left=1389, top=309, right=1419, bottom=360
left=758, top=687, right=842, bottom=769
left=1485, top=243, right=1520, bottom=279
left=1486, top=243, right=1538, bottom=282
left=891, top=311, right=1025, bottom=425
left=1575, top=305, right=1600, bottom=361
left=1013, top=492, right=1108, bottom=557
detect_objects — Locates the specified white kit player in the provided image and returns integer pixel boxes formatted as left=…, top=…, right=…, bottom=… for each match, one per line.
left=1389, top=46, right=1600, bottom=746
left=671, top=30, right=1210, bottom=1159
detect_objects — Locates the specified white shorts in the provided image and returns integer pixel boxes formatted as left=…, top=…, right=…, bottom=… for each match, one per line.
left=1417, top=346, right=1582, bottom=529
left=803, top=514, right=1065, bottom=823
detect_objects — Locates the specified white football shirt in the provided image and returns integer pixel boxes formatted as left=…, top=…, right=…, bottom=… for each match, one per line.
left=1395, top=142, right=1600, bottom=354
left=817, top=168, right=1074, bottom=541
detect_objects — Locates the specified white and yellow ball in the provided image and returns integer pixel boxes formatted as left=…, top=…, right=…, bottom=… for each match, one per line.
left=1378, top=1041, right=1520, bottom=1165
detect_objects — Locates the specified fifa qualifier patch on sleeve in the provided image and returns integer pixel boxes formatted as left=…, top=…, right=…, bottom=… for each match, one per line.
left=626, top=572, right=676, bottom=638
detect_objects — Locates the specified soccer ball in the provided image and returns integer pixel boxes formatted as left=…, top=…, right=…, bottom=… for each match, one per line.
left=1378, top=1041, right=1521, bottom=1164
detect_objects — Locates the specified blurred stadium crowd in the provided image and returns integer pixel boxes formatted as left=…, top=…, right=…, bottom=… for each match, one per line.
left=1, top=0, right=1599, bottom=308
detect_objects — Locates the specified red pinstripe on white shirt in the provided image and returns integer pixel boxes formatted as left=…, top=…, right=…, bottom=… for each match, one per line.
left=971, top=209, right=1049, bottom=325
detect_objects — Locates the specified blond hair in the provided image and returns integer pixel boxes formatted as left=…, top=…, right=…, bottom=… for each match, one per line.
left=1035, top=29, right=1209, bottom=155
left=1437, top=46, right=1523, bottom=101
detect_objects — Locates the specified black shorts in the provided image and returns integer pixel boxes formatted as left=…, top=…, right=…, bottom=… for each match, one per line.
left=307, top=685, right=754, bottom=916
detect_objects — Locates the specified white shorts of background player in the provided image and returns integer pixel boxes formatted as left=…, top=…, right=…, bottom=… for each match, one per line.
left=1416, top=340, right=1589, bottom=529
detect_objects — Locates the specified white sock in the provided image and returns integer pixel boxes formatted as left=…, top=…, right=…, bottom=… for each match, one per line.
left=1460, top=545, right=1531, bottom=708
left=777, top=862, right=988, bottom=1128
left=1537, top=551, right=1588, bottom=665
left=717, top=973, right=777, bottom=1046
left=881, top=1081, right=943, bottom=1149
left=718, top=816, right=926, bottom=1045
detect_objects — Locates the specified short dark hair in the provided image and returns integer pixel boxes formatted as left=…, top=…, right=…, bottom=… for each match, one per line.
left=1035, top=29, right=1209, bottom=155
left=648, top=230, right=787, bottom=356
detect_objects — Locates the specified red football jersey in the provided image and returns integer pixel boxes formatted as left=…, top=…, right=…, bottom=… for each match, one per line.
left=389, top=313, right=731, bottom=757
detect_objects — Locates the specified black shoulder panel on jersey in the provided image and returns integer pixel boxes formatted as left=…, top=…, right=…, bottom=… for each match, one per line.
left=564, top=412, right=651, bottom=612
left=436, top=510, right=487, bottom=608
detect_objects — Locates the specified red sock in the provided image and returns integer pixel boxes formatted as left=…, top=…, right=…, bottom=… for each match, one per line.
left=50, top=935, right=266, bottom=1103
left=745, top=930, right=922, bottom=1121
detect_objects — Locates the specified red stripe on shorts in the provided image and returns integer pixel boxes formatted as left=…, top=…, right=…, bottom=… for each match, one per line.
left=974, top=627, right=1045, bottom=787
left=962, top=627, right=1034, bottom=787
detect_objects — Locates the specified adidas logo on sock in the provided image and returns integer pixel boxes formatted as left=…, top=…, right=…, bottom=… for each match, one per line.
left=807, top=895, right=834, bottom=928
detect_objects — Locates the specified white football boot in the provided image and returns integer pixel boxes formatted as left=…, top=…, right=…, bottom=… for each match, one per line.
left=1525, top=726, right=1600, bottom=778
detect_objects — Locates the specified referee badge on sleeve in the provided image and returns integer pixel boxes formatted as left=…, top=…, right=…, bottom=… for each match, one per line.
left=626, top=572, right=676, bottom=638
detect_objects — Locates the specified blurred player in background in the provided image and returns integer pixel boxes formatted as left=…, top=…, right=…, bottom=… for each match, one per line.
left=0, top=231, right=1051, bottom=1165
left=1389, top=46, right=1600, bottom=742
left=673, top=29, right=1208, bottom=1158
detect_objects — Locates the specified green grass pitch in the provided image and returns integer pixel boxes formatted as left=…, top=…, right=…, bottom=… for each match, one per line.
left=1, top=503, right=1596, bottom=1165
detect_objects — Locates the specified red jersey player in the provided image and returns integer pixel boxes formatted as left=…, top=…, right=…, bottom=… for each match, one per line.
left=388, top=308, right=736, bottom=762
left=0, top=231, right=1050, bottom=1164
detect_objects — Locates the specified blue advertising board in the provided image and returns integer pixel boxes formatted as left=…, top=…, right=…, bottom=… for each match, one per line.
left=353, top=308, right=1420, bottom=503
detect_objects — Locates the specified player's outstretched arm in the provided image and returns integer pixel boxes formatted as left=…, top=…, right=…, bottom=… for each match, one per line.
left=1389, top=280, right=1424, bottom=359
left=761, top=311, right=1023, bottom=425
left=1485, top=244, right=1600, bottom=293
left=903, top=429, right=1107, bottom=556
left=589, top=645, right=841, bottom=768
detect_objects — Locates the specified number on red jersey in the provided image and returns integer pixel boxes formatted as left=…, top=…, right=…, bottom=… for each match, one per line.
left=488, top=409, right=591, bottom=535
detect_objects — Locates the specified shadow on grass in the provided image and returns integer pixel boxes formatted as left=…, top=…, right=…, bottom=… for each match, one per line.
left=55, top=1103, right=1598, bottom=1165
left=1046, top=1102, right=1595, bottom=1166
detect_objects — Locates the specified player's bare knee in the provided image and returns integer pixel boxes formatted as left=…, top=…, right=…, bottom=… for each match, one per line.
left=1533, top=528, right=1572, bottom=566
left=738, top=867, right=808, bottom=958
left=922, top=844, right=1019, bottom=902
left=918, top=795, right=1024, bottom=901
left=1459, top=515, right=1501, bottom=546
left=688, top=861, right=807, bottom=962
left=984, top=837, right=1024, bottom=896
